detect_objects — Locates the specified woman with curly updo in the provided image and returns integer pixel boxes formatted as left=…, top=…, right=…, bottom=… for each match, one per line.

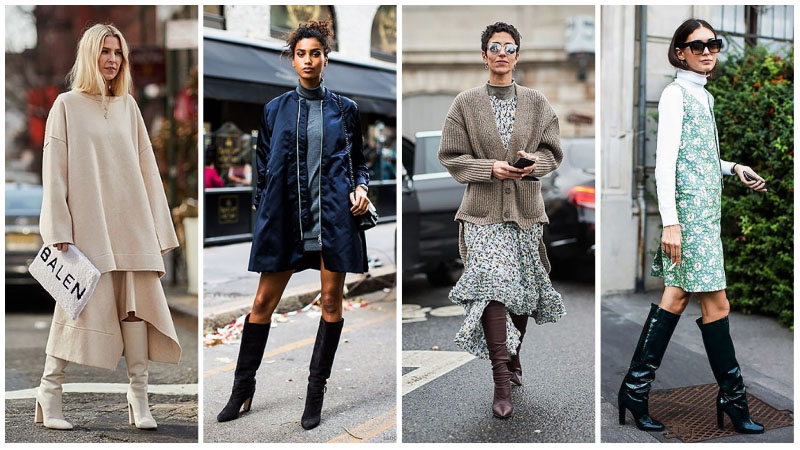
left=216, top=19, right=372, bottom=430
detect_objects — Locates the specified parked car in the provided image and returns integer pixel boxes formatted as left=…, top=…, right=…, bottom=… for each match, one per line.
left=402, top=131, right=594, bottom=285
left=6, top=183, right=44, bottom=285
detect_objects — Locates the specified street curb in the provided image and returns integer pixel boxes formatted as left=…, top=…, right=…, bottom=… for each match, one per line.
left=203, top=265, right=396, bottom=332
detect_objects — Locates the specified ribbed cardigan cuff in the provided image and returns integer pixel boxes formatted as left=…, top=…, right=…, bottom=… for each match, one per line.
left=445, top=157, right=495, bottom=183
left=531, top=151, right=556, bottom=177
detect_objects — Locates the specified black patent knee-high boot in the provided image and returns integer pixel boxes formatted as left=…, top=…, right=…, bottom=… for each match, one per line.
left=483, top=301, right=513, bottom=419
left=301, top=317, right=344, bottom=430
left=697, top=316, right=764, bottom=434
left=217, top=314, right=270, bottom=422
left=618, top=304, right=680, bottom=431
left=508, top=313, right=528, bottom=386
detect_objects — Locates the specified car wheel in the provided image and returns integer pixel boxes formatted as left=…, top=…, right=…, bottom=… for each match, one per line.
left=426, top=261, right=464, bottom=286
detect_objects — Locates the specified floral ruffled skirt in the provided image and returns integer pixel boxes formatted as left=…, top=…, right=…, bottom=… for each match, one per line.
left=449, top=221, right=565, bottom=359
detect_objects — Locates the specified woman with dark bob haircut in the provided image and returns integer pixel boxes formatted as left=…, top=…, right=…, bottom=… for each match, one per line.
left=617, top=18, right=766, bottom=434
left=216, top=19, right=372, bottom=430
left=438, top=21, right=566, bottom=419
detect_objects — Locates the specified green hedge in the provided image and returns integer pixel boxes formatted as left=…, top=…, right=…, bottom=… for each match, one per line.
left=707, top=45, right=794, bottom=326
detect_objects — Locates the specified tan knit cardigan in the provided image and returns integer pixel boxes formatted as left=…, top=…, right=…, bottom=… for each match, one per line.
left=438, top=84, right=563, bottom=272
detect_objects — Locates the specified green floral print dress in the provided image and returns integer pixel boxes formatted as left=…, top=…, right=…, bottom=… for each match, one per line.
left=651, top=82, right=726, bottom=292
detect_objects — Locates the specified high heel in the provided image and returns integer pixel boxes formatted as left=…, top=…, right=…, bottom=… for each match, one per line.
left=618, top=400, right=626, bottom=425
left=301, top=318, right=344, bottom=430
left=482, top=301, right=513, bottom=419
left=617, top=304, right=680, bottom=431
left=697, top=316, right=764, bottom=434
left=34, top=355, right=73, bottom=430
left=122, top=321, right=157, bottom=429
left=217, top=314, right=270, bottom=422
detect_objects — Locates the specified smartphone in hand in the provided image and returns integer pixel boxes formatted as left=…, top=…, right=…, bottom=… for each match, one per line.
left=512, top=157, right=535, bottom=169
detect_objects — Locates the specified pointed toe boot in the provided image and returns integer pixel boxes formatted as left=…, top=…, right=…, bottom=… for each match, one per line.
left=483, top=301, right=513, bottom=419
left=34, top=355, right=73, bottom=430
left=217, top=314, right=271, bottom=422
left=618, top=304, right=680, bottom=431
left=697, top=316, right=764, bottom=434
left=301, top=318, right=344, bottom=430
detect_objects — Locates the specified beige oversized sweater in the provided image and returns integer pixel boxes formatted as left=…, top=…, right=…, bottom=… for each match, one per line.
left=40, top=90, right=178, bottom=276
left=438, top=84, right=563, bottom=272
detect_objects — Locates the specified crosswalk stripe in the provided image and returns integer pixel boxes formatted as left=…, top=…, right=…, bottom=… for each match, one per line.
left=6, top=383, right=197, bottom=399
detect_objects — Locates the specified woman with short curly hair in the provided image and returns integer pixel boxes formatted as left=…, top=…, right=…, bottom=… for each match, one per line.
left=438, top=21, right=566, bottom=419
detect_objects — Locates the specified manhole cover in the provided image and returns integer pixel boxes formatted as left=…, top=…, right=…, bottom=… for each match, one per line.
left=649, top=383, right=793, bottom=442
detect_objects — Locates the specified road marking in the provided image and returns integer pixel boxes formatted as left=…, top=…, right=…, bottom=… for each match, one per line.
left=327, top=407, right=396, bottom=443
left=6, top=383, right=197, bottom=399
left=204, top=312, right=395, bottom=378
left=429, top=305, right=464, bottom=317
left=402, top=350, right=475, bottom=396
left=401, top=304, right=430, bottom=323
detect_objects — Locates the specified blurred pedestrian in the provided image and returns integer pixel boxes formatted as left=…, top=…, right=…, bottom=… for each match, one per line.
left=37, top=23, right=181, bottom=431
left=438, top=22, right=566, bottom=419
left=617, top=18, right=767, bottom=435
left=204, top=144, right=224, bottom=188
left=216, top=19, right=372, bottom=430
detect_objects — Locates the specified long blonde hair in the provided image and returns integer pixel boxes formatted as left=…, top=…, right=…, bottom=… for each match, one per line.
left=67, top=24, right=132, bottom=100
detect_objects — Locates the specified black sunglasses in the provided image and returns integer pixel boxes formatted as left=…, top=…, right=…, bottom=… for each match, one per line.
left=679, top=38, right=723, bottom=55
left=488, top=42, right=518, bottom=55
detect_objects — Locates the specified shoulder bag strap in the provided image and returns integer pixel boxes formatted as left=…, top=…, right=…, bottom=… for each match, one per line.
left=335, top=93, right=356, bottom=194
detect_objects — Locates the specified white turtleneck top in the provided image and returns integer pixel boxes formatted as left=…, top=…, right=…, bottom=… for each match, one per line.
left=655, top=69, right=736, bottom=227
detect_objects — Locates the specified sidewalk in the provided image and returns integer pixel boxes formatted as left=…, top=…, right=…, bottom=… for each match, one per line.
left=203, top=223, right=396, bottom=330
left=600, top=291, right=793, bottom=443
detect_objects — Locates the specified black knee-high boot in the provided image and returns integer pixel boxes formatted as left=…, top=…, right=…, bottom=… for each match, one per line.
left=301, top=317, right=344, bottom=430
left=618, top=304, right=680, bottom=431
left=217, top=314, right=270, bottom=422
left=697, top=316, right=764, bottom=434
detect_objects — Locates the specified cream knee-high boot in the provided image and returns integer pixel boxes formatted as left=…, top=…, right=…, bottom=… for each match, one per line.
left=121, top=320, right=157, bottom=429
left=34, top=354, right=73, bottom=430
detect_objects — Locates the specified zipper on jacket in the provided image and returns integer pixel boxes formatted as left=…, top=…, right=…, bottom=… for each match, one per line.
left=318, top=99, right=324, bottom=246
left=296, top=99, right=303, bottom=241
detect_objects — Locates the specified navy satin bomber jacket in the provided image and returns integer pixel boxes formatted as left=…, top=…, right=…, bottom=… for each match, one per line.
left=248, top=89, right=369, bottom=274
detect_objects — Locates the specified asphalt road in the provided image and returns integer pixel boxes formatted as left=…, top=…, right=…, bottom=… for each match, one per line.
left=401, top=274, right=595, bottom=443
left=4, top=287, right=198, bottom=443
left=203, top=287, right=397, bottom=443
left=601, top=293, right=794, bottom=443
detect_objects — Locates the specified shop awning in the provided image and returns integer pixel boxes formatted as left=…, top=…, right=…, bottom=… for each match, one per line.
left=204, top=36, right=396, bottom=116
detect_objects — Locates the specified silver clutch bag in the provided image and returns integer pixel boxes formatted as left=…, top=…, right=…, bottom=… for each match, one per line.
left=28, top=244, right=100, bottom=320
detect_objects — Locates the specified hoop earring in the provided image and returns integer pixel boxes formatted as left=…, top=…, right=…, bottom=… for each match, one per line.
left=484, top=63, right=489, bottom=70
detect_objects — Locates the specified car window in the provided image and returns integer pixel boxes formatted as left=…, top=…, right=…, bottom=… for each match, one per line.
left=5, top=187, right=43, bottom=213
left=564, top=139, right=595, bottom=170
left=415, top=134, right=446, bottom=175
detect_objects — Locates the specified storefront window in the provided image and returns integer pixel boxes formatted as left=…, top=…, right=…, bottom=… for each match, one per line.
left=204, top=122, right=254, bottom=189
left=270, top=5, right=337, bottom=50
left=371, top=5, right=396, bottom=62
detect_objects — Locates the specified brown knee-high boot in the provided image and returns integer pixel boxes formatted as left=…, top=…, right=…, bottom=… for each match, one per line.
left=482, top=301, right=513, bottom=418
left=508, top=313, right=528, bottom=386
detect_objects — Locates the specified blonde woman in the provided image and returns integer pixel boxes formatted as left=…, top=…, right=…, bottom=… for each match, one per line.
left=36, top=24, right=181, bottom=430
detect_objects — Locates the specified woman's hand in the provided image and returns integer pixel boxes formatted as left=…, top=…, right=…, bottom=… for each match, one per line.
left=350, top=186, right=370, bottom=216
left=53, top=243, right=69, bottom=252
left=516, top=151, right=538, bottom=177
left=733, top=164, right=767, bottom=192
left=661, top=225, right=682, bottom=265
